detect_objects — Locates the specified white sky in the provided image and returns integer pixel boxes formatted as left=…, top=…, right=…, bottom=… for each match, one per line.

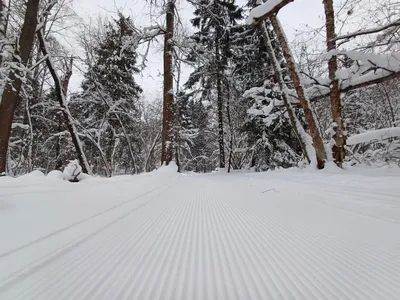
left=69, top=0, right=324, bottom=100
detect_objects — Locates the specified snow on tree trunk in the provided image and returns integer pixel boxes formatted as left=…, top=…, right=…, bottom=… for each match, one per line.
left=226, top=81, right=233, bottom=173
left=161, top=0, right=175, bottom=166
left=323, top=0, right=346, bottom=167
left=216, top=26, right=226, bottom=169
left=37, top=29, right=92, bottom=175
left=270, top=15, right=327, bottom=169
left=0, top=0, right=40, bottom=175
left=257, top=22, right=311, bottom=165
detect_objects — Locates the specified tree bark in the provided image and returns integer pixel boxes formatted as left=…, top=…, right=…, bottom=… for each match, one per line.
left=37, top=29, right=92, bottom=175
left=216, top=26, right=225, bottom=169
left=323, top=0, right=346, bottom=167
left=226, top=80, right=233, bottom=172
left=0, top=0, right=40, bottom=175
left=270, top=15, right=326, bottom=169
left=257, top=22, right=310, bottom=164
left=0, top=0, right=9, bottom=67
left=55, top=57, right=74, bottom=170
left=161, top=0, right=175, bottom=166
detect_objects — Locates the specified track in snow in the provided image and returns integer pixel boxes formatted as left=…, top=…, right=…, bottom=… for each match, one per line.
left=0, top=169, right=399, bottom=299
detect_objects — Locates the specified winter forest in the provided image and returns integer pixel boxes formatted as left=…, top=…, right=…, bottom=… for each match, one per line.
left=0, top=0, right=399, bottom=177
left=1, top=1, right=400, bottom=298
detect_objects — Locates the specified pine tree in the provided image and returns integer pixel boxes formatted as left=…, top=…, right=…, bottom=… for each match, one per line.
left=71, top=14, right=142, bottom=176
left=184, top=0, right=243, bottom=169
left=176, top=92, right=217, bottom=172
left=242, top=80, right=303, bottom=170
left=83, top=14, right=142, bottom=103
left=229, top=4, right=303, bottom=170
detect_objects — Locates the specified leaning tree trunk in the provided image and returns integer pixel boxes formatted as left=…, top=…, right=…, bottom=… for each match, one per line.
left=37, top=29, right=92, bottom=175
left=0, top=0, right=39, bottom=175
left=54, top=57, right=74, bottom=171
left=257, top=22, right=311, bottom=164
left=161, top=0, right=175, bottom=166
left=270, top=15, right=327, bottom=169
left=323, top=0, right=346, bottom=167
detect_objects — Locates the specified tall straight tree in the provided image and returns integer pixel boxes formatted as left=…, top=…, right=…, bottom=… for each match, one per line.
left=323, top=0, right=346, bottom=167
left=184, top=0, right=242, bottom=168
left=0, top=0, right=39, bottom=175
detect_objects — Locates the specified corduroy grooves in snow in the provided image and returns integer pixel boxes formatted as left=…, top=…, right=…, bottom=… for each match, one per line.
left=0, top=164, right=399, bottom=299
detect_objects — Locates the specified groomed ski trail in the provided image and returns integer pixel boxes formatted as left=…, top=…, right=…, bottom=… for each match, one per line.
left=0, top=170, right=399, bottom=299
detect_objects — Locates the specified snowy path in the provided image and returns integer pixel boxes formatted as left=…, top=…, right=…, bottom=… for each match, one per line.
left=0, top=168, right=399, bottom=299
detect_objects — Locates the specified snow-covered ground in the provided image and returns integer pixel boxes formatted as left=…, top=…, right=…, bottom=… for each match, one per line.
left=0, top=165, right=400, bottom=299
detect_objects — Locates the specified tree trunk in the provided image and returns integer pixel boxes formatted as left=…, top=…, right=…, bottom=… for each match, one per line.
left=323, top=0, right=346, bottom=167
left=270, top=15, right=326, bottom=169
left=161, top=0, right=175, bottom=166
left=226, top=80, right=233, bottom=173
left=55, top=57, right=74, bottom=170
left=145, top=130, right=161, bottom=173
left=0, top=0, right=10, bottom=67
left=0, top=0, right=40, bottom=175
left=257, top=22, right=310, bottom=164
left=216, top=26, right=225, bottom=169
left=37, top=29, right=92, bottom=175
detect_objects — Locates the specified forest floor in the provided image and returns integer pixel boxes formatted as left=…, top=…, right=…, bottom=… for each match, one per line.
left=0, top=164, right=399, bottom=300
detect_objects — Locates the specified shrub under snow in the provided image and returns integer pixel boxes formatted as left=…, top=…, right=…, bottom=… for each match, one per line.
left=63, top=160, right=84, bottom=182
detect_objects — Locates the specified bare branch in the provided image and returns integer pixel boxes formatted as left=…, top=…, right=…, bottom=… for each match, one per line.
left=335, top=19, right=400, bottom=44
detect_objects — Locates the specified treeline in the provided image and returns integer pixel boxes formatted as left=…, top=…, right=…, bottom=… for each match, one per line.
left=0, top=0, right=399, bottom=176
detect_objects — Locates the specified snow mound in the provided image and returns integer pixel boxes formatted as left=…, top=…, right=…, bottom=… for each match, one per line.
left=47, top=170, right=64, bottom=181
left=20, top=170, right=45, bottom=179
left=155, top=161, right=178, bottom=174
left=63, top=160, right=85, bottom=182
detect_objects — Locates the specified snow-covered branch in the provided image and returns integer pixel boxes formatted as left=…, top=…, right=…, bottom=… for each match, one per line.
left=299, top=50, right=400, bottom=102
left=347, top=127, right=400, bottom=145
left=246, top=0, right=294, bottom=25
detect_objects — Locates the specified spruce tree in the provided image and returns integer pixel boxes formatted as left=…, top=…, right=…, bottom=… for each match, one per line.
left=184, top=0, right=243, bottom=169
left=71, top=14, right=142, bottom=175
left=230, top=1, right=304, bottom=170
